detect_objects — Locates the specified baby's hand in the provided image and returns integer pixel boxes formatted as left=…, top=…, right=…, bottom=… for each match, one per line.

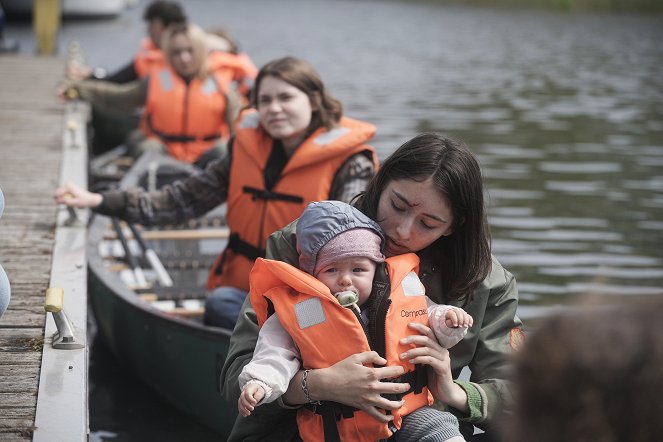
left=444, top=307, right=473, bottom=329
left=430, top=305, right=473, bottom=349
left=238, top=383, right=266, bottom=417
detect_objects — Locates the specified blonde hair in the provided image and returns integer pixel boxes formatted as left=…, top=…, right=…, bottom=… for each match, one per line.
left=161, top=23, right=208, bottom=80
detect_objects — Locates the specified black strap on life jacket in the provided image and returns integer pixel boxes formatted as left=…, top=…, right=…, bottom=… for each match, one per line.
left=303, top=401, right=356, bottom=442
left=303, top=365, right=428, bottom=442
left=242, top=186, right=304, bottom=204
left=367, top=261, right=391, bottom=358
left=381, top=364, right=428, bottom=401
left=147, top=115, right=221, bottom=143
left=213, top=233, right=265, bottom=275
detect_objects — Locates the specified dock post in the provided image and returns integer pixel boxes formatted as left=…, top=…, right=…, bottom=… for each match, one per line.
left=34, top=0, right=61, bottom=55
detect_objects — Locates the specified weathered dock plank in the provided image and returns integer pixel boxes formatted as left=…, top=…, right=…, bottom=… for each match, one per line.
left=0, top=55, right=66, bottom=441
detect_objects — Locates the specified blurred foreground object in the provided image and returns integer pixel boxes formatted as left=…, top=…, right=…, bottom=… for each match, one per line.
left=507, top=297, right=663, bottom=442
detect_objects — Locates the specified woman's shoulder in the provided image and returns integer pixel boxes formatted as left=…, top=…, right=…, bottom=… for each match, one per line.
left=265, top=219, right=299, bottom=265
left=480, top=255, right=517, bottom=293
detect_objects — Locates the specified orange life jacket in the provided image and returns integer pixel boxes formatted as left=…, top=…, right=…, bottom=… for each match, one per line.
left=250, top=254, right=434, bottom=442
left=205, top=110, right=377, bottom=291
left=133, top=38, right=165, bottom=79
left=141, top=67, right=231, bottom=164
left=206, top=50, right=257, bottom=103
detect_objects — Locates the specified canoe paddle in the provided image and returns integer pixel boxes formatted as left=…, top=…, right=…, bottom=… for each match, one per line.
left=127, top=222, right=174, bottom=287
left=111, top=217, right=147, bottom=287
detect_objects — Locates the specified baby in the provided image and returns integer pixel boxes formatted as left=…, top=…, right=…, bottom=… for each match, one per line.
left=238, top=201, right=471, bottom=442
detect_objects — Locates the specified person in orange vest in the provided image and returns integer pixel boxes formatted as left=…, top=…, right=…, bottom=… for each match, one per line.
left=238, top=201, right=472, bottom=442
left=222, top=133, right=524, bottom=442
left=68, top=0, right=187, bottom=82
left=54, top=56, right=378, bottom=328
left=61, top=23, right=242, bottom=166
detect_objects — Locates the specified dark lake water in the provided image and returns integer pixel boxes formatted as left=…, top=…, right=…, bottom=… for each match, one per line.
left=6, top=0, right=663, bottom=440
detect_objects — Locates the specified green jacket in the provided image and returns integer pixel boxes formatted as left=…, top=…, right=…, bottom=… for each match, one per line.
left=221, top=219, right=523, bottom=441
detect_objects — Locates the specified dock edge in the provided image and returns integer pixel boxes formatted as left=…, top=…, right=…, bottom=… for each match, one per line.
left=33, top=101, right=90, bottom=441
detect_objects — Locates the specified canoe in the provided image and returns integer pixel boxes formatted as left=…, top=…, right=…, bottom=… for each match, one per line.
left=87, top=151, right=237, bottom=437
left=89, top=144, right=197, bottom=192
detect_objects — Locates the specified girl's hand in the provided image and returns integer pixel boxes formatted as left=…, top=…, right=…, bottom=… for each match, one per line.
left=307, top=351, right=412, bottom=423
left=400, top=322, right=469, bottom=413
left=54, top=182, right=103, bottom=209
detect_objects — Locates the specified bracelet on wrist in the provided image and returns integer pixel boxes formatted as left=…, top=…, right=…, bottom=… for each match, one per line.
left=301, top=369, right=321, bottom=405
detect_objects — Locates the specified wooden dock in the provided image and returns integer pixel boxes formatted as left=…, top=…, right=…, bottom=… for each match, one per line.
left=0, top=55, right=89, bottom=441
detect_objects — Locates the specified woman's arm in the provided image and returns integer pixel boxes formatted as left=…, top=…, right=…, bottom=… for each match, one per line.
left=96, top=150, right=232, bottom=225
left=457, top=257, right=523, bottom=430
left=400, top=321, right=470, bottom=413
left=67, top=78, right=147, bottom=112
left=329, top=151, right=375, bottom=203
left=281, top=351, right=411, bottom=423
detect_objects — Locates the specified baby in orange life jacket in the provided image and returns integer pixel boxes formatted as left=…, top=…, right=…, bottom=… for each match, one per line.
left=238, top=201, right=472, bottom=442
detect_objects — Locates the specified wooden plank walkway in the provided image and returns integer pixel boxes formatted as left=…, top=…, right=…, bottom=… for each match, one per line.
left=0, top=55, right=67, bottom=441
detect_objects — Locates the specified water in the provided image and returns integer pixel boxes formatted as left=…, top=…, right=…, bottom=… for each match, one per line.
left=6, top=0, right=663, bottom=439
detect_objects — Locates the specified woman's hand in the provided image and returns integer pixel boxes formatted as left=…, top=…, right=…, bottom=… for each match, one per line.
left=55, top=81, right=80, bottom=102
left=54, top=182, right=103, bottom=209
left=305, top=351, right=411, bottom=423
left=400, top=322, right=469, bottom=413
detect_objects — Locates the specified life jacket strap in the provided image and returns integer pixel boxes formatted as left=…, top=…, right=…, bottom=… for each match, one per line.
left=301, top=366, right=427, bottom=441
left=213, top=233, right=265, bottom=275
left=242, top=186, right=304, bottom=204
left=381, top=364, right=428, bottom=402
left=303, top=401, right=357, bottom=442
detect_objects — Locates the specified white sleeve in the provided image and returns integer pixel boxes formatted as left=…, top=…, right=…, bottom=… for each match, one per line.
left=426, top=298, right=469, bottom=349
left=238, top=314, right=301, bottom=405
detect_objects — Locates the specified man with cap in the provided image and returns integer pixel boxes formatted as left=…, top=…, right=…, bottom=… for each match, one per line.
left=238, top=200, right=472, bottom=442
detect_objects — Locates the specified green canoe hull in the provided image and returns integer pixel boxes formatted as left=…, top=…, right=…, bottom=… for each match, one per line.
left=88, top=217, right=237, bottom=438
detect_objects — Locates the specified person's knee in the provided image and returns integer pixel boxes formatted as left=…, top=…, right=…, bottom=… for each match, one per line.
left=203, top=288, right=246, bottom=328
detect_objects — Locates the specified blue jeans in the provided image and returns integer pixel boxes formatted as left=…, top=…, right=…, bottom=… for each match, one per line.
left=0, top=264, right=10, bottom=319
left=203, top=286, right=247, bottom=329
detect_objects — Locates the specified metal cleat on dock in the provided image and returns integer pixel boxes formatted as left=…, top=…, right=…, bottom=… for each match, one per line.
left=44, top=287, right=85, bottom=349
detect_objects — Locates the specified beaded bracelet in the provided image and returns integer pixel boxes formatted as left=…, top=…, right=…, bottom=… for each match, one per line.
left=301, top=369, right=320, bottom=404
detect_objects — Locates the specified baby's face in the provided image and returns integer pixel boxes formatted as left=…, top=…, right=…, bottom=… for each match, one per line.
left=315, top=257, right=377, bottom=306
